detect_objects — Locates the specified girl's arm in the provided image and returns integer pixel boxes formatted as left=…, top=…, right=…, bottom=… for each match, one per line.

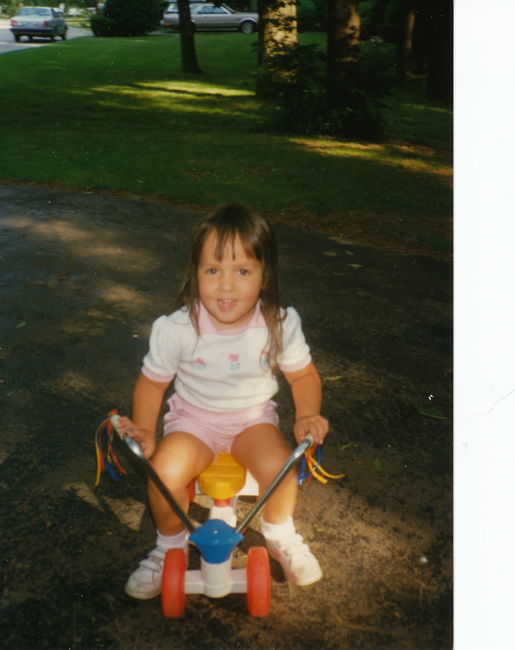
left=117, top=372, right=170, bottom=458
left=282, top=361, right=329, bottom=445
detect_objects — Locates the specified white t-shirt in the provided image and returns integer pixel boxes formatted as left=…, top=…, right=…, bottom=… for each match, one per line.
left=142, top=302, right=311, bottom=413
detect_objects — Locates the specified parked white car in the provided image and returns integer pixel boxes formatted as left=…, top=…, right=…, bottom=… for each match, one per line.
left=10, top=6, right=68, bottom=42
left=162, top=2, right=258, bottom=34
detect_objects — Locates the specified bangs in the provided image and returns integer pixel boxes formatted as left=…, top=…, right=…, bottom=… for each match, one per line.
left=209, top=223, right=262, bottom=262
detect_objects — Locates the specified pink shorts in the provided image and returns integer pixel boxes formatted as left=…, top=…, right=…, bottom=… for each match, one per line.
left=163, top=393, right=280, bottom=456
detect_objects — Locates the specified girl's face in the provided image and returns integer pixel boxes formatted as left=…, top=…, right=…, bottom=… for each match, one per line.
left=197, top=230, right=263, bottom=330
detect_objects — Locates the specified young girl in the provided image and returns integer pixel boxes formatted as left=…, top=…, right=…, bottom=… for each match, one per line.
left=118, top=203, right=329, bottom=599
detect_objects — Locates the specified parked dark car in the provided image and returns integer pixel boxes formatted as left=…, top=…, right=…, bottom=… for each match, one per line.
left=10, top=6, right=68, bottom=42
left=162, top=2, right=258, bottom=33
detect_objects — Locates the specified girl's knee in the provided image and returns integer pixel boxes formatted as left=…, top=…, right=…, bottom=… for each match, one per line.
left=151, top=447, right=189, bottom=487
left=150, top=433, right=213, bottom=487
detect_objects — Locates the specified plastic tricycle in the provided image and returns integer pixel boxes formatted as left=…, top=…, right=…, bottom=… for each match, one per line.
left=108, top=414, right=313, bottom=618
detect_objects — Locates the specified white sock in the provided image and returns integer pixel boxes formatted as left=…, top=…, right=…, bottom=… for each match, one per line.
left=261, top=516, right=296, bottom=540
left=156, top=529, right=188, bottom=550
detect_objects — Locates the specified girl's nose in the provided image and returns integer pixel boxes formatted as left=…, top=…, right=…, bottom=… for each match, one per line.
left=219, top=270, right=234, bottom=290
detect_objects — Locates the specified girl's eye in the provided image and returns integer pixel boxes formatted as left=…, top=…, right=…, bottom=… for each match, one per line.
left=206, top=268, right=218, bottom=275
left=238, top=269, right=250, bottom=276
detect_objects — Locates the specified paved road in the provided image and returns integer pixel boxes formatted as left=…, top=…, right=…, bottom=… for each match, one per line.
left=0, top=17, right=92, bottom=54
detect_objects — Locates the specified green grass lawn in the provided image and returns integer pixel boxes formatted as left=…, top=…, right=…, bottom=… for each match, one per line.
left=0, top=33, right=452, bottom=255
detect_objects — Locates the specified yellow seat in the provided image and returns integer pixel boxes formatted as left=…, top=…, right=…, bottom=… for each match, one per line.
left=199, top=453, right=246, bottom=500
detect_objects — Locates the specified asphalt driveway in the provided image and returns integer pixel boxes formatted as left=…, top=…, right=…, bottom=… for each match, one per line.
left=0, top=183, right=453, bottom=649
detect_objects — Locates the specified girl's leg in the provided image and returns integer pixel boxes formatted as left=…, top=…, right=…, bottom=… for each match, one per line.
left=230, top=423, right=297, bottom=523
left=231, top=424, right=322, bottom=587
left=148, top=431, right=214, bottom=534
left=125, top=432, right=214, bottom=600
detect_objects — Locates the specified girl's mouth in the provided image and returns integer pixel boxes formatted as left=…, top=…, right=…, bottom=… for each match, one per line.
left=217, top=299, right=237, bottom=311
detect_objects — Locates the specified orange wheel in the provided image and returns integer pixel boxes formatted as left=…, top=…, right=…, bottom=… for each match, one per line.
left=161, top=548, right=186, bottom=618
left=246, top=546, right=271, bottom=617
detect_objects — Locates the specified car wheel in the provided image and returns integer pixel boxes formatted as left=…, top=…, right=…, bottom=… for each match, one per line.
left=61, top=29, right=67, bottom=41
left=14, top=34, right=20, bottom=42
left=240, top=21, right=255, bottom=34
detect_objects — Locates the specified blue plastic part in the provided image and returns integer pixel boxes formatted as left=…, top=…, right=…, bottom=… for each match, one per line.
left=190, top=519, right=243, bottom=564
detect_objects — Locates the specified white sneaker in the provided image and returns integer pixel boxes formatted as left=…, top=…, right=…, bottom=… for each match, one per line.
left=125, top=542, right=189, bottom=600
left=265, top=532, right=323, bottom=586
left=125, top=547, right=167, bottom=600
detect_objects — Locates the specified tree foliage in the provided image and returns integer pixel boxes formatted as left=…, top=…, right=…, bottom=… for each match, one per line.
left=91, top=0, right=161, bottom=37
left=360, top=0, right=453, bottom=102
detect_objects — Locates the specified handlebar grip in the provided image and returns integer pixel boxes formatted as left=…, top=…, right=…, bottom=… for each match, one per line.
left=110, top=414, right=145, bottom=459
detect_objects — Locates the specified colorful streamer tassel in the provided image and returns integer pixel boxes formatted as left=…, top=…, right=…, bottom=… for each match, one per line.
left=95, top=409, right=127, bottom=486
left=297, top=443, right=345, bottom=486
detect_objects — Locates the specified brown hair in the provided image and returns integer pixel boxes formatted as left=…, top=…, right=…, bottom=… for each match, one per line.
left=175, top=203, right=284, bottom=370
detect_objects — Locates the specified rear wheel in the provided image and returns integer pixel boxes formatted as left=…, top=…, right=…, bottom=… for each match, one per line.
left=240, top=21, right=255, bottom=34
left=161, top=548, right=186, bottom=618
left=13, top=34, right=20, bottom=42
left=246, top=546, right=271, bottom=617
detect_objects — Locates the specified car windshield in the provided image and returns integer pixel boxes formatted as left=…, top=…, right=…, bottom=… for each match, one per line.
left=17, top=7, right=52, bottom=16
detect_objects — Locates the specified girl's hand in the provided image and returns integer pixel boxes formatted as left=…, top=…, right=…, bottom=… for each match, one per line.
left=294, top=414, right=329, bottom=446
left=117, top=416, right=156, bottom=459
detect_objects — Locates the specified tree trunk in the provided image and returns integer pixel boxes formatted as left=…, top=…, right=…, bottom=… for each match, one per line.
left=326, top=0, right=360, bottom=106
left=258, top=0, right=298, bottom=64
left=397, top=7, right=415, bottom=80
left=177, top=0, right=202, bottom=74
left=425, top=0, right=453, bottom=103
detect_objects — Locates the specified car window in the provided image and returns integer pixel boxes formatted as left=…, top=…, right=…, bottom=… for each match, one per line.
left=198, top=5, right=228, bottom=13
left=17, top=7, right=44, bottom=15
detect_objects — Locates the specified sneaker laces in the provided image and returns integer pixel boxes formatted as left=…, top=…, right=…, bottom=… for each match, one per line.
left=272, top=532, right=313, bottom=565
left=136, top=548, right=166, bottom=575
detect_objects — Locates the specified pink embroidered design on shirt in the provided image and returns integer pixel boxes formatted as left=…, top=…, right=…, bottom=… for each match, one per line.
left=194, top=357, right=207, bottom=370
left=229, top=353, right=240, bottom=371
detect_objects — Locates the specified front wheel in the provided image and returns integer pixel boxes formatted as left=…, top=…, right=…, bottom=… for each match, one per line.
left=240, top=21, right=255, bottom=34
left=162, top=548, right=186, bottom=618
left=61, top=29, right=67, bottom=41
left=246, top=546, right=271, bottom=617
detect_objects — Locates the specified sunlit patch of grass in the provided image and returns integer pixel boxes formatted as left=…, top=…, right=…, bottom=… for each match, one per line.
left=133, top=80, right=255, bottom=97
left=292, top=137, right=452, bottom=179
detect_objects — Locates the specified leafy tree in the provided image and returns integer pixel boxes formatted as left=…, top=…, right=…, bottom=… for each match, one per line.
left=102, top=0, right=161, bottom=36
left=361, top=0, right=452, bottom=102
